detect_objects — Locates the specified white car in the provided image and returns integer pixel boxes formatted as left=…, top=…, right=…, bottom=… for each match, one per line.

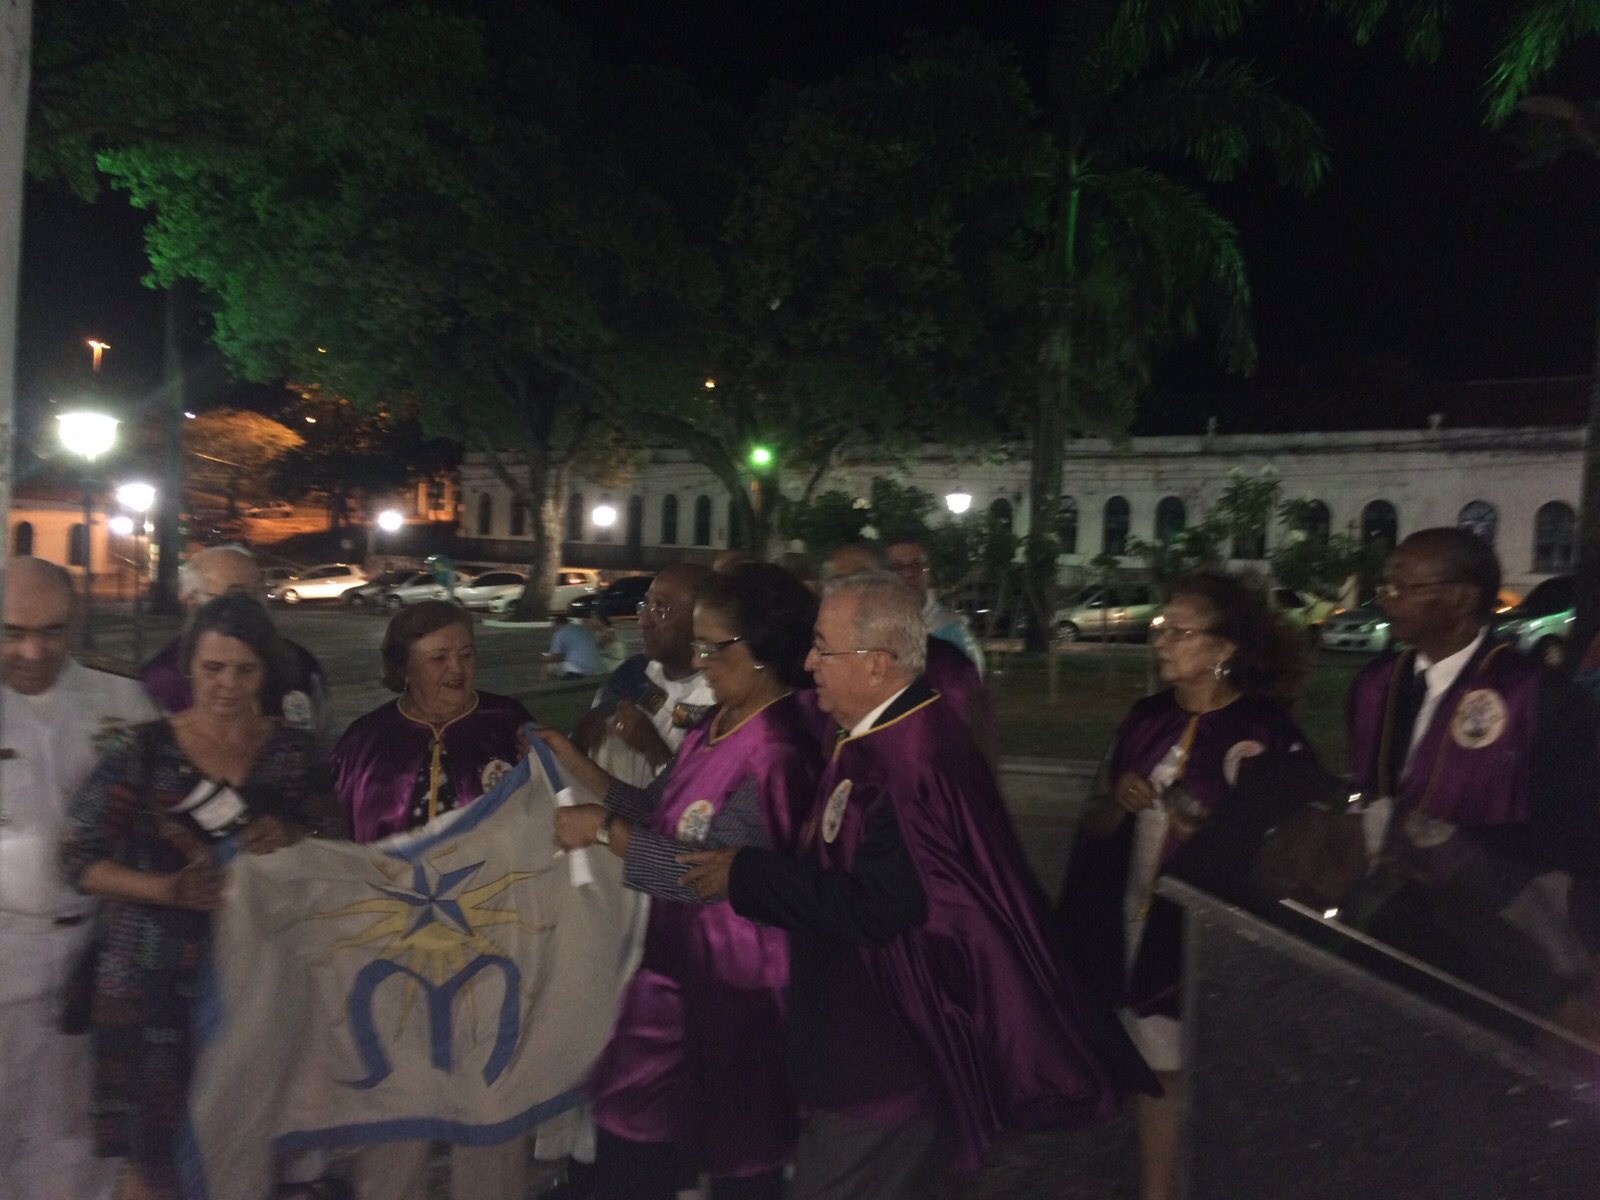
left=245, top=500, right=295, bottom=519
left=268, top=563, right=368, bottom=604
left=452, top=570, right=528, bottom=613
left=549, top=568, right=600, bottom=614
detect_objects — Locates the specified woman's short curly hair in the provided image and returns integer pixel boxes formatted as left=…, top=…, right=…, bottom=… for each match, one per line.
left=180, top=593, right=295, bottom=708
left=694, top=562, right=818, bottom=690
left=1165, top=570, right=1305, bottom=702
left=380, top=600, right=475, bottom=692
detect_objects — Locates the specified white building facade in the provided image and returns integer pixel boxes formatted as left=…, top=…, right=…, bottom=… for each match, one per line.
left=456, top=425, right=1583, bottom=592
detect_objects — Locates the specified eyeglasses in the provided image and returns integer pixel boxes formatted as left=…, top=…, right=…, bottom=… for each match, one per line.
left=1150, top=623, right=1213, bottom=642
left=1376, top=578, right=1459, bottom=600
left=888, top=559, right=929, bottom=576
left=637, top=598, right=673, bottom=619
left=811, top=640, right=896, bottom=661
left=692, top=636, right=744, bottom=660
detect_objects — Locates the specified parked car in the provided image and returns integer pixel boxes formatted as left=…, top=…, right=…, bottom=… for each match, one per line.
left=260, top=566, right=300, bottom=594
left=1052, top=584, right=1160, bottom=642
left=244, top=500, right=294, bottom=519
left=452, top=570, right=529, bottom=613
left=381, top=570, right=468, bottom=609
left=1495, top=574, right=1574, bottom=667
left=340, top=568, right=422, bottom=607
left=1273, top=587, right=1339, bottom=636
left=1318, top=599, right=1391, bottom=653
left=266, top=563, right=368, bottom=605
left=549, top=568, right=602, bottom=614
left=568, top=574, right=655, bottom=620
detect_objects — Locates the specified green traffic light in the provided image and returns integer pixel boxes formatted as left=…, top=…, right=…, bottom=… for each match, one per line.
left=749, top=446, right=774, bottom=469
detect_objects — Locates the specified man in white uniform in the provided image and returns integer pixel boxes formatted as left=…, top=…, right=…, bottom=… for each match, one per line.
left=0, top=557, right=156, bottom=1200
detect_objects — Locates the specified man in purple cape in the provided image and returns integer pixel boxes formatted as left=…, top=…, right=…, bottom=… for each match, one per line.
left=820, top=542, right=996, bottom=770
left=682, top=573, right=1144, bottom=1198
left=1347, top=528, right=1600, bottom=1014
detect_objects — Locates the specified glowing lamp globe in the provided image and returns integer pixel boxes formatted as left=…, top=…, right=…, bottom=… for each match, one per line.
left=57, top=411, right=119, bottom=462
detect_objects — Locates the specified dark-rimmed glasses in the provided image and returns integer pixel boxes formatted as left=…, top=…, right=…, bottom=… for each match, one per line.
left=692, top=636, right=744, bottom=660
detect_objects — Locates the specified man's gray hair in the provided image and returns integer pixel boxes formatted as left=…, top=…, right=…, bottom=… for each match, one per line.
left=822, top=571, right=927, bottom=675
left=178, top=545, right=256, bottom=601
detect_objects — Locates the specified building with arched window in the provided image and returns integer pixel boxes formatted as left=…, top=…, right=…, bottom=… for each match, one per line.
left=452, top=418, right=1584, bottom=590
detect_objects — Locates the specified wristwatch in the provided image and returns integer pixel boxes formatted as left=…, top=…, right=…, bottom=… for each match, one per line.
left=594, top=811, right=617, bottom=847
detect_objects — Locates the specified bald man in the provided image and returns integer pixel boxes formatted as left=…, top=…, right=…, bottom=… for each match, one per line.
left=139, top=546, right=331, bottom=742
left=1, top=558, right=155, bottom=1200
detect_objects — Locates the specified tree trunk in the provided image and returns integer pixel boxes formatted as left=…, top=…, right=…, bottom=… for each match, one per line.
left=152, top=284, right=186, bottom=614
left=1569, top=261, right=1600, bottom=668
left=513, top=453, right=567, bottom=619
left=1026, top=282, right=1068, bottom=651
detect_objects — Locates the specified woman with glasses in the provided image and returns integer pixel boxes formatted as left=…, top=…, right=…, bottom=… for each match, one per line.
left=539, top=562, right=821, bottom=1200
left=1058, top=571, right=1306, bottom=1200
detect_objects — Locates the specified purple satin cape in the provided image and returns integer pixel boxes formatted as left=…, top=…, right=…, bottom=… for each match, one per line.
left=811, top=690, right=1145, bottom=1174
left=139, top=635, right=324, bottom=720
left=1348, top=639, right=1540, bottom=827
left=923, top=635, right=997, bottom=765
left=330, top=692, right=532, bottom=843
left=591, top=694, right=820, bottom=1176
left=1058, top=691, right=1307, bottom=1018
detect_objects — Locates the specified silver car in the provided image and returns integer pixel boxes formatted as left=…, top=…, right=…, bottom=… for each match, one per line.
left=1318, top=600, right=1390, bottom=653
left=1494, top=574, right=1574, bottom=667
left=267, top=563, right=368, bottom=605
left=1052, top=584, right=1160, bottom=642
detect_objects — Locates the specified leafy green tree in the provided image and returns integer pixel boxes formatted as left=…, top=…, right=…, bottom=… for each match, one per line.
left=657, top=38, right=1048, bottom=557
left=181, top=409, right=302, bottom=515
left=271, top=391, right=459, bottom=533
left=1022, top=0, right=1328, bottom=643
left=31, top=2, right=714, bottom=615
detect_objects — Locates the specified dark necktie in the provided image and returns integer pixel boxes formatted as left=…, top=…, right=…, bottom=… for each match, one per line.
left=1387, top=665, right=1429, bottom=786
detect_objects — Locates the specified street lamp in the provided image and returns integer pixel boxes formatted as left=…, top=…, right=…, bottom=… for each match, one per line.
left=58, top=411, right=119, bottom=650
left=945, top=491, right=972, bottom=516
left=591, top=504, right=618, bottom=529
left=116, top=482, right=156, bottom=661
left=86, top=339, right=110, bottom=372
left=376, top=509, right=404, bottom=533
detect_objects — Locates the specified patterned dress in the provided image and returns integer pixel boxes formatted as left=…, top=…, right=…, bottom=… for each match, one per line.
left=60, top=721, right=328, bottom=1189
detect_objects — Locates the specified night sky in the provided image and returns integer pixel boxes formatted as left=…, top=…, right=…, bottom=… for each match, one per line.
left=17, top=1, right=1600, bottom=442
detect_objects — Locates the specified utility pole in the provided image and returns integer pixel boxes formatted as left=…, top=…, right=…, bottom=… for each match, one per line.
left=1, top=0, right=37, bottom=772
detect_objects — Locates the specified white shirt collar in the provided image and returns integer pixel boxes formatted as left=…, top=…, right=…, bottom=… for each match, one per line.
left=1414, top=626, right=1489, bottom=696
left=850, top=684, right=912, bottom=737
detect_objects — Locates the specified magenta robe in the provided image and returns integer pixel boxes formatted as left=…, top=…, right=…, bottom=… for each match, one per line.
left=1348, top=639, right=1540, bottom=828
left=590, top=694, right=820, bottom=1177
left=330, top=692, right=532, bottom=843
left=806, top=687, right=1143, bottom=1174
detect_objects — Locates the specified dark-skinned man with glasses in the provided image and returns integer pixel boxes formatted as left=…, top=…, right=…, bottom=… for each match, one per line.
left=1345, top=526, right=1600, bottom=1026
left=680, top=571, right=1146, bottom=1200
left=536, top=561, right=715, bottom=1200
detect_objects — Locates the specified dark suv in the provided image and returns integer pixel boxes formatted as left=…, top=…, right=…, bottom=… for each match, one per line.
left=568, top=574, right=654, bottom=620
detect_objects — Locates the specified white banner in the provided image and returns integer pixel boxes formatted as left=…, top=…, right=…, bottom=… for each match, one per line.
left=181, top=745, right=635, bottom=1200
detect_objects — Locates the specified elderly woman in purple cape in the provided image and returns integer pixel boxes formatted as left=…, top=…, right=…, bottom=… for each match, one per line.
left=1058, top=571, right=1307, bottom=1200
left=540, top=563, right=821, bottom=1200
left=330, top=599, right=534, bottom=1200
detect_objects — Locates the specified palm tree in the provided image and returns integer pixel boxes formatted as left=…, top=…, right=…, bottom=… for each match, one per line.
left=1023, top=0, right=1327, bottom=646
left=1327, top=0, right=1600, bottom=661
